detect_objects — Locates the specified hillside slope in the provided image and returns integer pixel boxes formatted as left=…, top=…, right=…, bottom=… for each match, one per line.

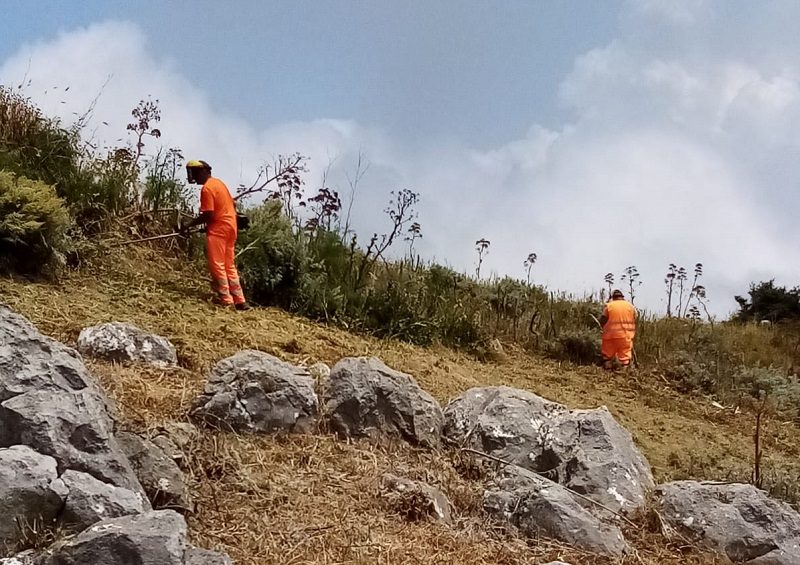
left=2, top=247, right=797, bottom=564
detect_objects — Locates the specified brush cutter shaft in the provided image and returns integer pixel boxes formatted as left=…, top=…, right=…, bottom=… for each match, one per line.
left=114, top=230, right=197, bottom=246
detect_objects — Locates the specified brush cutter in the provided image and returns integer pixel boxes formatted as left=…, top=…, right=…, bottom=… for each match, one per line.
left=113, top=227, right=202, bottom=247
left=115, top=212, right=250, bottom=246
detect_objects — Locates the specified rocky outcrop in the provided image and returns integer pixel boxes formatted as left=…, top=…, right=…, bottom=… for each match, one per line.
left=483, top=465, right=628, bottom=556
left=656, top=481, right=800, bottom=564
left=381, top=473, right=454, bottom=525
left=44, top=510, right=187, bottom=565
left=0, top=307, right=238, bottom=563
left=191, top=350, right=318, bottom=434
left=444, top=386, right=653, bottom=514
left=0, top=446, right=67, bottom=547
left=41, top=510, right=233, bottom=565
left=116, top=432, right=191, bottom=511
left=324, top=357, right=444, bottom=447
left=60, top=469, right=146, bottom=532
left=0, top=307, right=143, bottom=495
left=0, top=306, right=108, bottom=404
left=77, top=322, right=177, bottom=368
left=0, top=389, right=143, bottom=494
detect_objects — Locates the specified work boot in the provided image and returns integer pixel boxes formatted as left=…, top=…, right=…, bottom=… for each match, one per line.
left=235, top=303, right=251, bottom=311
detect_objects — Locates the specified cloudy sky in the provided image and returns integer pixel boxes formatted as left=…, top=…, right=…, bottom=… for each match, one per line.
left=3, top=0, right=800, bottom=316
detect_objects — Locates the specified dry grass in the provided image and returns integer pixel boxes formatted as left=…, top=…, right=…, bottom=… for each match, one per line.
left=1, top=245, right=796, bottom=564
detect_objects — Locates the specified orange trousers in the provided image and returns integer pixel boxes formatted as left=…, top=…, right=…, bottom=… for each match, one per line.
left=602, top=337, right=633, bottom=367
left=206, top=226, right=245, bottom=306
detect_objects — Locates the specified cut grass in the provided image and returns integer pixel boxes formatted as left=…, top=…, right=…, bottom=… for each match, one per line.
left=1, top=245, right=796, bottom=564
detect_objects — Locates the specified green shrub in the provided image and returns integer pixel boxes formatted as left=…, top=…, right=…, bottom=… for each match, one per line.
left=0, top=87, right=99, bottom=212
left=0, top=170, right=71, bottom=276
left=237, top=200, right=307, bottom=308
left=732, top=366, right=800, bottom=418
left=546, top=328, right=600, bottom=364
left=298, top=228, right=358, bottom=321
left=662, top=350, right=716, bottom=393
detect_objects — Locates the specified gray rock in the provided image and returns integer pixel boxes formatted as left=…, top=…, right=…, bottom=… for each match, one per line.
left=116, top=432, right=191, bottom=511
left=191, top=350, right=318, bottom=434
left=44, top=510, right=187, bottom=565
left=483, top=465, right=628, bottom=556
left=656, top=481, right=800, bottom=564
left=443, top=386, right=565, bottom=460
left=77, top=322, right=177, bottom=368
left=60, top=470, right=147, bottom=532
left=381, top=473, right=453, bottom=524
left=0, top=389, right=143, bottom=495
left=0, top=307, right=142, bottom=497
left=558, top=407, right=653, bottom=512
left=184, top=547, right=234, bottom=565
left=0, top=446, right=66, bottom=546
left=325, top=357, right=444, bottom=448
left=444, top=386, right=653, bottom=513
left=0, top=305, right=112, bottom=418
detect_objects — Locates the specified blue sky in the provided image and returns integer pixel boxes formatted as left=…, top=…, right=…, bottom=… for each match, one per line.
left=4, top=1, right=800, bottom=316
left=2, top=0, right=617, bottom=145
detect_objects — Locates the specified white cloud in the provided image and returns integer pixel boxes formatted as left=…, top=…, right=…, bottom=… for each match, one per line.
left=3, top=18, right=800, bottom=317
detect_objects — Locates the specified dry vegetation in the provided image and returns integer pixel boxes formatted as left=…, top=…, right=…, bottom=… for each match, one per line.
left=2, top=245, right=798, bottom=564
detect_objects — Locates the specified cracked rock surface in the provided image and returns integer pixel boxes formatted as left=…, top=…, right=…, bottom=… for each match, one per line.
left=444, top=386, right=653, bottom=514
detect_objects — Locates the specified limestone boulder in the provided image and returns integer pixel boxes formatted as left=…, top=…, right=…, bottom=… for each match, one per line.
left=444, top=386, right=653, bottom=513
left=0, top=306, right=110, bottom=410
left=656, top=481, right=800, bottom=564
left=44, top=510, right=187, bottom=565
left=324, top=357, right=443, bottom=447
left=0, top=446, right=67, bottom=546
left=484, top=465, right=628, bottom=556
left=60, top=469, right=147, bottom=532
left=77, top=322, right=177, bottom=368
left=116, top=432, right=191, bottom=511
left=0, top=307, right=142, bottom=495
left=0, top=389, right=143, bottom=494
left=191, top=350, right=318, bottom=434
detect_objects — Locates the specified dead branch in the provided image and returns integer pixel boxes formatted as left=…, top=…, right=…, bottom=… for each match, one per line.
left=235, top=154, right=306, bottom=202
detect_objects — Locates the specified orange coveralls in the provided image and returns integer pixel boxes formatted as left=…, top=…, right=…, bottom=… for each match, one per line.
left=601, top=299, right=636, bottom=366
left=200, top=178, right=246, bottom=306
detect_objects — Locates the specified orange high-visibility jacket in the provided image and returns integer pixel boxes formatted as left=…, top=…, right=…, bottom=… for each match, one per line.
left=602, top=300, right=637, bottom=340
left=200, top=177, right=237, bottom=237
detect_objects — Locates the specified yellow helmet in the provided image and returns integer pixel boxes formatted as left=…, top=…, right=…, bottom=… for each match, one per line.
left=186, top=160, right=211, bottom=184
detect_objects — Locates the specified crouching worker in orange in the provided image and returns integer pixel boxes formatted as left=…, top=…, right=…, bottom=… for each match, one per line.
left=600, top=289, right=636, bottom=369
left=184, top=160, right=249, bottom=310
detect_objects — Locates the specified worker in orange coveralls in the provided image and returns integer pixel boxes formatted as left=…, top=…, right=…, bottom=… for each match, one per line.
left=600, top=289, right=636, bottom=369
left=184, top=160, right=249, bottom=310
